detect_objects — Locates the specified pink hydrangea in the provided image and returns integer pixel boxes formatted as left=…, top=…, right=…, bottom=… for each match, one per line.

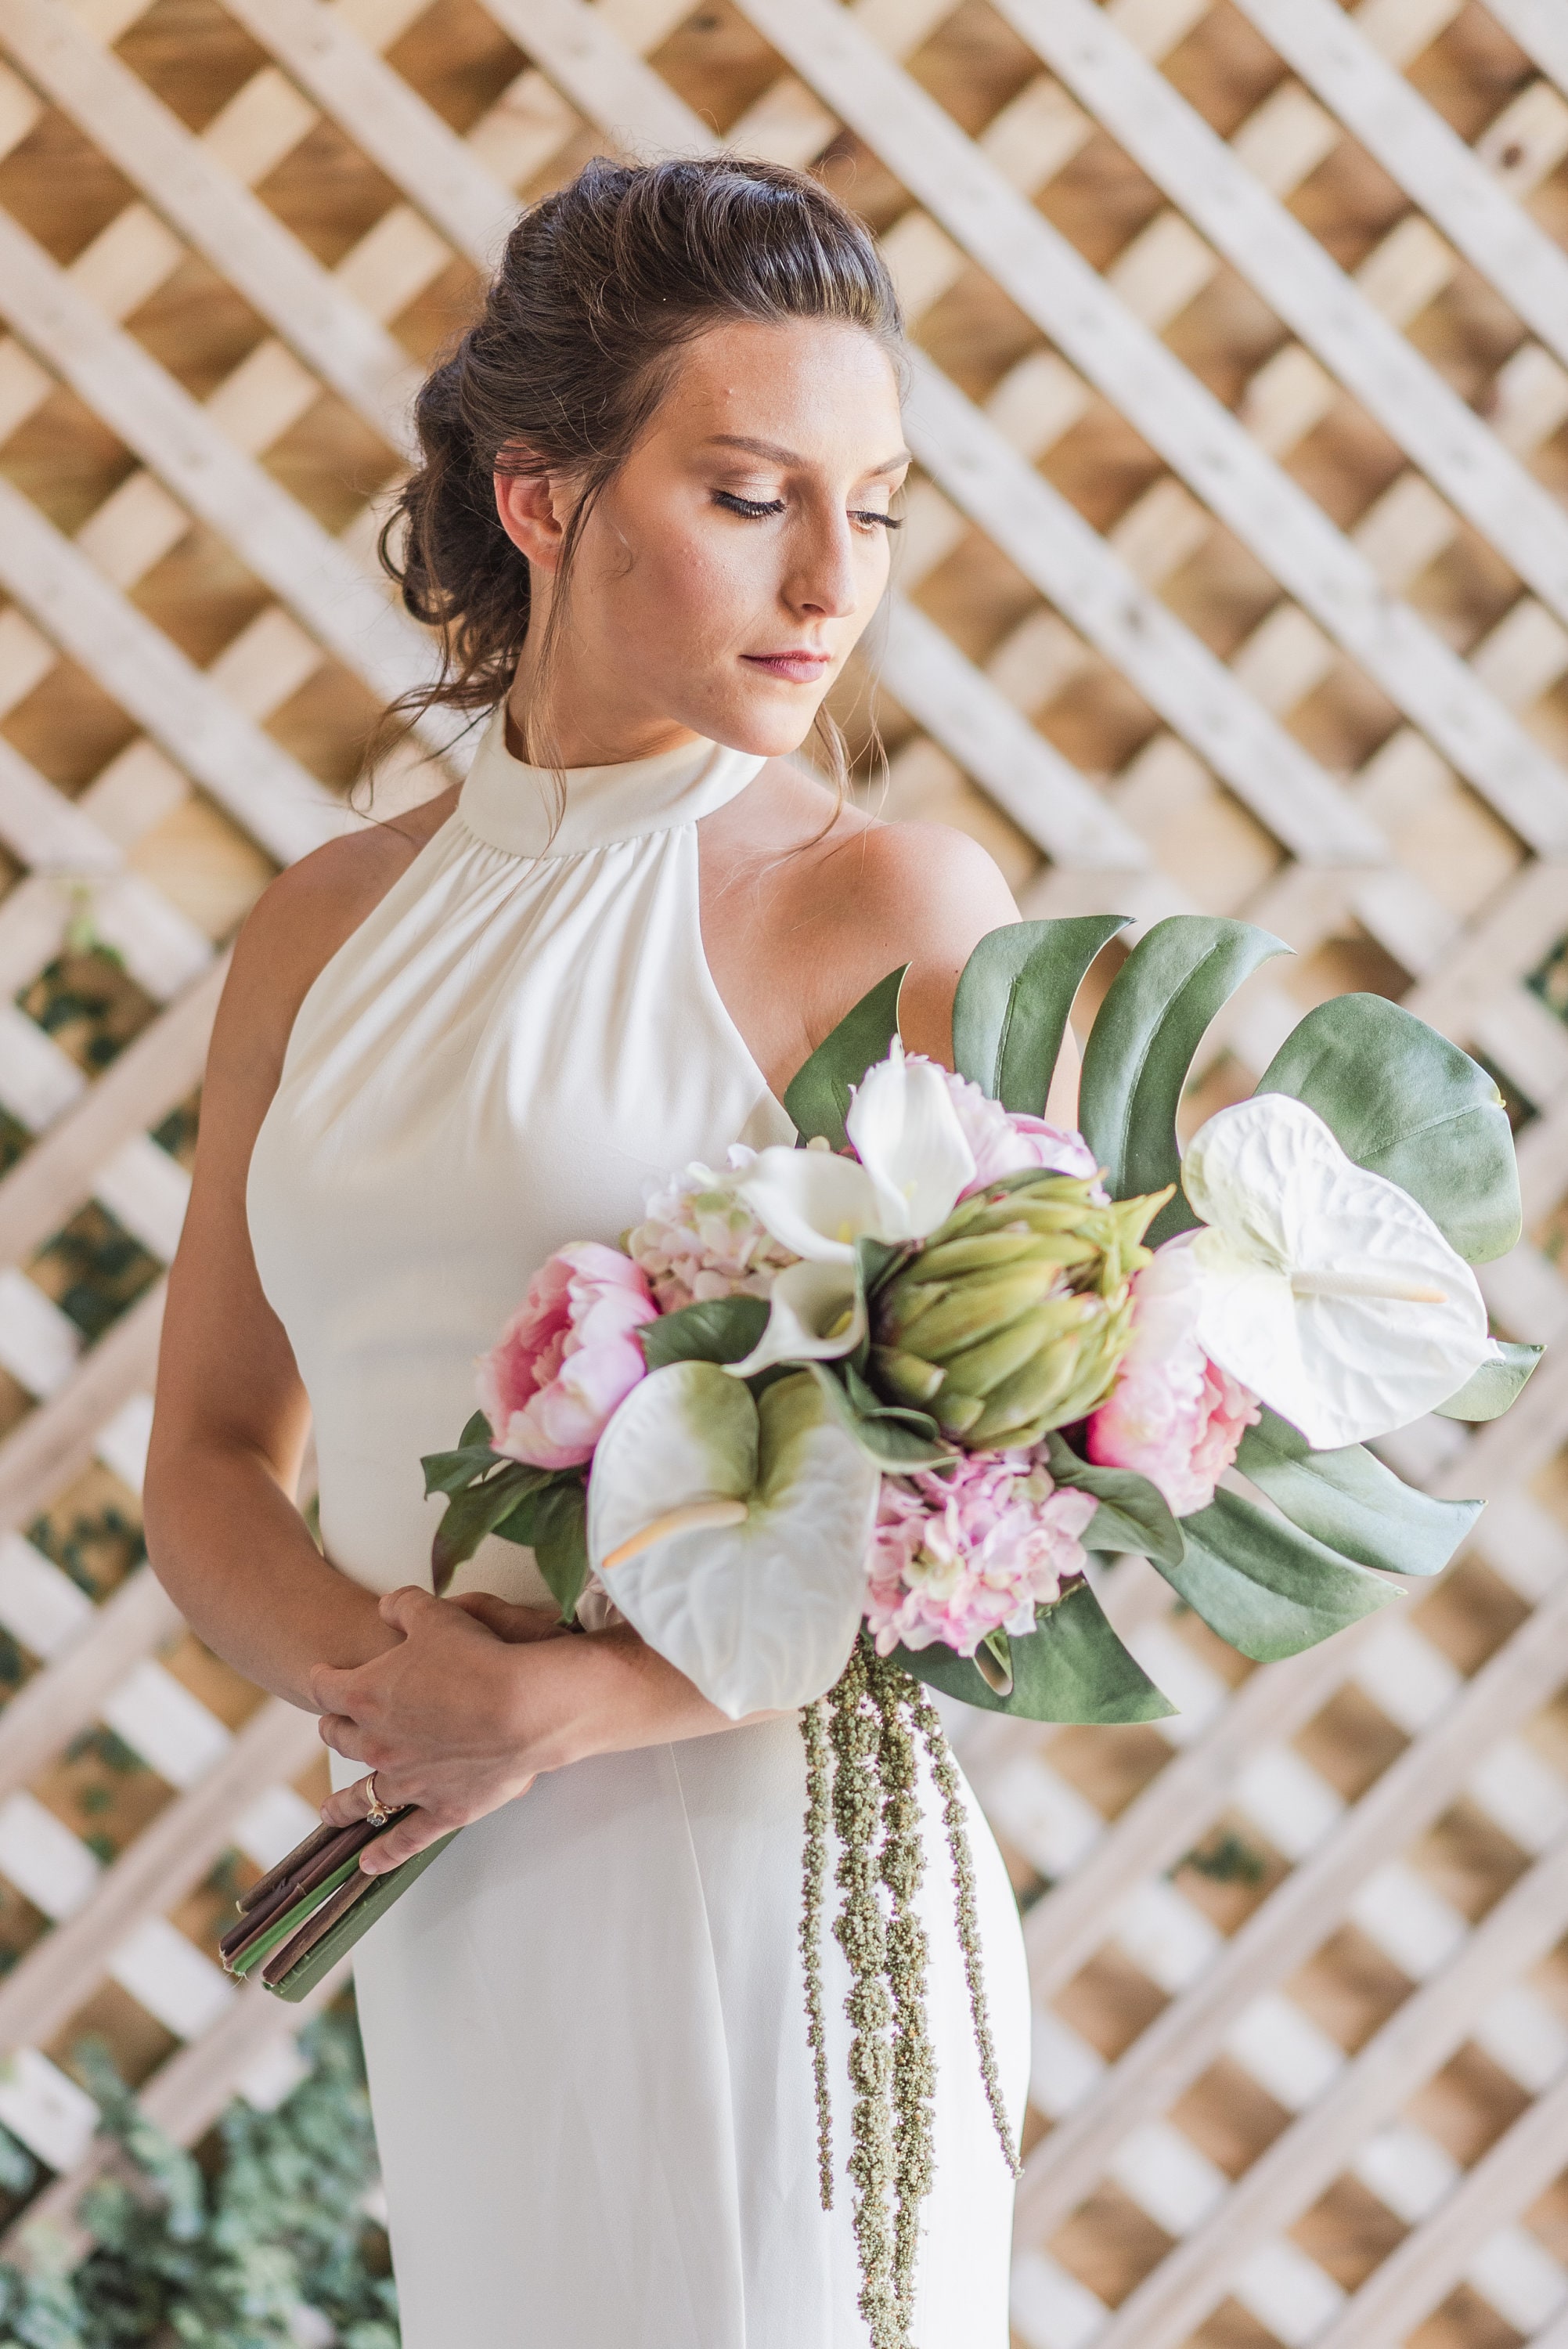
left=625, top=1151, right=798, bottom=1313
left=478, top=1242, right=657, bottom=1471
left=907, top=1055, right=1101, bottom=1194
left=863, top=1449, right=1098, bottom=1659
left=1085, top=1232, right=1260, bottom=1516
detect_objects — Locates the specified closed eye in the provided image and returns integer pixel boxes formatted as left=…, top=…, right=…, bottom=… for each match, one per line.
left=713, top=492, right=785, bottom=519
left=712, top=491, right=903, bottom=532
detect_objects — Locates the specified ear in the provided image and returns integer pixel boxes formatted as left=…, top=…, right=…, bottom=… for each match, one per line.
left=494, top=465, right=568, bottom=572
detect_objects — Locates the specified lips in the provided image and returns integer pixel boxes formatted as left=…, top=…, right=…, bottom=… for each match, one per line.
left=741, top=651, right=832, bottom=684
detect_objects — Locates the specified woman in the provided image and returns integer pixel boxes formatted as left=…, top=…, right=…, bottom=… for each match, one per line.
left=146, top=156, right=1048, bottom=2347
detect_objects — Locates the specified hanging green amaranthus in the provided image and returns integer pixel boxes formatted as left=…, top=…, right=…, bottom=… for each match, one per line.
left=800, top=1638, right=1021, bottom=2349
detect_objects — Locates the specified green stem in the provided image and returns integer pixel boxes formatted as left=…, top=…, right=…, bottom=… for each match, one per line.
left=226, top=1853, right=362, bottom=1978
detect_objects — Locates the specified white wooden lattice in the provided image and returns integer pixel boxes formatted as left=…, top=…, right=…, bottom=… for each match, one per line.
left=2, top=2, right=1568, bottom=2340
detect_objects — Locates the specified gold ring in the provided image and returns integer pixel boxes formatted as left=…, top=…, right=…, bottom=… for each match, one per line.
left=362, top=1771, right=390, bottom=1829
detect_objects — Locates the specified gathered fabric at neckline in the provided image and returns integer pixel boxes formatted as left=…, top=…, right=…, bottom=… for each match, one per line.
left=456, top=700, right=768, bottom=860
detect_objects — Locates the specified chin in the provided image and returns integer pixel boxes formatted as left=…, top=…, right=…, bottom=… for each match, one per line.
left=695, top=686, right=829, bottom=762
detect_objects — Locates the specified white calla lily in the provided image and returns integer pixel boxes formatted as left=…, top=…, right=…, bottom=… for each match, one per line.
left=736, top=1046, right=975, bottom=1265
left=726, top=1260, right=867, bottom=1378
left=729, top=1146, right=887, bottom=1265
left=844, top=1043, right=977, bottom=1239
left=726, top=1045, right=976, bottom=1374
left=1181, top=1094, right=1491, bottom=1448
left=586, top=1362, right=881, bottom=1718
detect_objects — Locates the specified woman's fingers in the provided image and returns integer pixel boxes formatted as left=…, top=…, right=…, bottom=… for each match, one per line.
left=359, top=1806, right=452, bottom=1875
left=316, top=1711, right=371, bottom=1763
left=378, top=1585, right=441, bottom=1638
left=319, top=1770, right=393, bottom=1828
left=319, top=1783, right=359, bottom=1828
left=449, top=1592, right=566, bottom=1644
left=353, top=1769, right=540, bottom=1874
left=308, top=1659, right=359, bottom=1716
left=302, top=1589, right=553, bottom=1855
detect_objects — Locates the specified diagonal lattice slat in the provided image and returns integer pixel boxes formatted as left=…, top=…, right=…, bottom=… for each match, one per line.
left=4, top=3, right=1568, bottom=2342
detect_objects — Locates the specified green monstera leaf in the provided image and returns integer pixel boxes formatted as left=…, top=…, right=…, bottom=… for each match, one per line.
left=1165, top=1489, right=1404, bottom=1661
left=1256, top=992, right=1521, bottom=1264
left=1436, top=1341, right=1542, bottom=1421
left=893, top=1576, right=1174, bottom=1723
left=784, top=965, right=907, bottom=1149
left=1238, top=1407, right=1478, bottom=1578
left=1077, top=916, right=1289, bottom=1244
left=953, top=916, right=1128, bottom=1115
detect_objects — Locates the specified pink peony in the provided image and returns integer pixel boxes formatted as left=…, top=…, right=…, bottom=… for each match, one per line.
left=478, top=1242, right=658, bottom=1470
left=908, top=1056, right=1101, bottom=1195
left=625, top=1150, right=798, bottom=1313
left=1085, top=1233, right=1260, bottom=1517
left=863, top=1449, right=1098, bottom=1659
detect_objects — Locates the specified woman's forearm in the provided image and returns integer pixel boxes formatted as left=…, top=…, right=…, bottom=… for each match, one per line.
left=143, top=1437, right=399, bottom=1711
left=539, top=1624, right=788, bottom=1769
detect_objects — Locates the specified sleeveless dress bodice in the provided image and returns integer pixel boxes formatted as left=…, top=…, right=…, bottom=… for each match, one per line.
left=243, top=703, right=1029, bottom=2349
left=248, top=702, right=793, bottom=1611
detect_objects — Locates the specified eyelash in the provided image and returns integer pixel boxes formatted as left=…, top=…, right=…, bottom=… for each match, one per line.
left=712, top=491, right=903, bottom=532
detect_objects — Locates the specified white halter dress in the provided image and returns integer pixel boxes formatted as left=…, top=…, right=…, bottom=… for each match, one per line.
left=245, top=703, right=1030, bottom=2347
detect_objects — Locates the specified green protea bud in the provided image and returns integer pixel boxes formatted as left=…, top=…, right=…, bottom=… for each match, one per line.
left=868, top=1171, right=1171, bottom=1449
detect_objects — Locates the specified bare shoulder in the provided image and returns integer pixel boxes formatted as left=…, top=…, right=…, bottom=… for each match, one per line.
left=825, top=811, right=1018, bottom=939
left=728, top=760, right=1016, bottom=928
left=705, top=759, right=1020, bottom=1070
left=817, top=815, right=1019, bottom=1062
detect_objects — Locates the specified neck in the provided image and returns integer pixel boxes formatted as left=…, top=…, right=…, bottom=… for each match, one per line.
left=503, top=666, right=704, bottom=772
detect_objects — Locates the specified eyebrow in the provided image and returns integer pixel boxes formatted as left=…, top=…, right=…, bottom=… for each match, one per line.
left=703, top=433, right=912, bottom=474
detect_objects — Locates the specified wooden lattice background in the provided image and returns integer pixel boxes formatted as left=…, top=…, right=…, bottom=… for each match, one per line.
left=3, top=0, right=1568, bottom=2340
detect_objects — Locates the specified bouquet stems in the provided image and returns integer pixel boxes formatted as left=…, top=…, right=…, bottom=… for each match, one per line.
left=221, top=1809, right=457, bottom=2000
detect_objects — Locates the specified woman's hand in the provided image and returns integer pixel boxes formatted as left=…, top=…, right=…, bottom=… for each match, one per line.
left=311, top=1586, right=573, bottom=1872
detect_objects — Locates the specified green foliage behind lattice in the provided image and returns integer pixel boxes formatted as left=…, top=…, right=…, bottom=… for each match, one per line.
left=16, top=951, right=153, bottom=1078
left=0, top=2005, right=398, bottom=2349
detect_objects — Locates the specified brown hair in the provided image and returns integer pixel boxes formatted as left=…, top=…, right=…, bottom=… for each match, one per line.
left=378, top=153, right=907, bottom=788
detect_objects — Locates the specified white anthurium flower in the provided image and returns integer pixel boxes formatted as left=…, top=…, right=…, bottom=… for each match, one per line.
left=725, top=1045, right=976, bottom=1377
left=1181, top=1093, right=1492, bottom=1449
left=586, top=1361, right=881, bottom=1718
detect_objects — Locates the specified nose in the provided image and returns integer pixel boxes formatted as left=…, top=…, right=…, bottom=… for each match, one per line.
left=784, top=510, right=862, bottom=624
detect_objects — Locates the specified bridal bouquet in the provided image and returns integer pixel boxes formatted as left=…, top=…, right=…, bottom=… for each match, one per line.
left=231, top=914, right=1536, bottom=2349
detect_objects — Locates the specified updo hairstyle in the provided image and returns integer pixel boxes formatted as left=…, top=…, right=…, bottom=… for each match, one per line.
left=379, top=153, right=907, bottom=785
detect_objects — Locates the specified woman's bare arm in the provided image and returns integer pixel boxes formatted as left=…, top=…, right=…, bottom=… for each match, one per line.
left=143, top=840, right=428, bottom=1710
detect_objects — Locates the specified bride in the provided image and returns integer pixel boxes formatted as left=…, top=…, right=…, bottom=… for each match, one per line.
left=145, top=153, right=1049, bottom=2347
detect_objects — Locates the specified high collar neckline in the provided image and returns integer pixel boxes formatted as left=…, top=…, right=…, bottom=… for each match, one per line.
left=456, top=702, right=766, bottom=858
